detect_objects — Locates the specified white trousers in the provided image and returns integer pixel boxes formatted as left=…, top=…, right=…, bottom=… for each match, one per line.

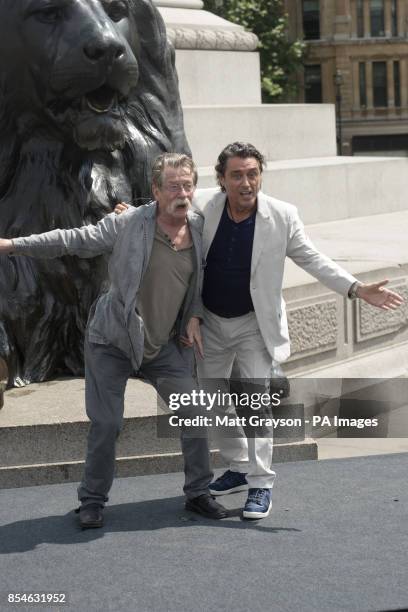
left=197, top=308, right=276, bottom=489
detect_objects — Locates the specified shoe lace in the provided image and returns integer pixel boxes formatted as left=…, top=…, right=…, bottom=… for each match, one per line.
left=248, top=489, right=269, bottom=503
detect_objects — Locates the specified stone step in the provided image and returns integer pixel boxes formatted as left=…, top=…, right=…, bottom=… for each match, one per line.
left=0, top=443, right=316, bottom=489
left=0, top=377, right=316, bottom=489
left=282, top=209, right=408, bottom=285
left=196, top=156, right=408, bottom=224
left=184, top=105, right=337, bottom=167
left=0, top=378, right=177, bottom=468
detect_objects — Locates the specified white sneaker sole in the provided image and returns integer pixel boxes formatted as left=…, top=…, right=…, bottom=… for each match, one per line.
left=209, top=484, right=248, bottom=496
left=243, top=500, right=272, bottom=519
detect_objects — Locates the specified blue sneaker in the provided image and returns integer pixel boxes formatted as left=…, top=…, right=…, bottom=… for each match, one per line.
left=243, top=488, right=272, bottom=519
left=209, top=470, right=248, bottom=496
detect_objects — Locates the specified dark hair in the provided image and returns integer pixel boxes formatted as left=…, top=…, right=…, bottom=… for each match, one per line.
left=215, top=142, right=265, bottom=191
left=151, top=153, right=198, bottom=188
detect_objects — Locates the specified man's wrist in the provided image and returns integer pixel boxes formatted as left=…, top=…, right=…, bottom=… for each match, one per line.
left=348, top=281, right=363, bottom=300
left=0, top=238, right=14, bottom=254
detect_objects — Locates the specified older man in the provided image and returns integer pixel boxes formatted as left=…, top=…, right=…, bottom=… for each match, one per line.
left=189, top=141, right=403, bottom=520
left=0, top=153, right=227, bottom=527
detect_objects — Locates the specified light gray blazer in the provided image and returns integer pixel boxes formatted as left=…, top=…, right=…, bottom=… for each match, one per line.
left=12, top=203, right=204, bottom=370
left=194, top=190, right=357, bottom=363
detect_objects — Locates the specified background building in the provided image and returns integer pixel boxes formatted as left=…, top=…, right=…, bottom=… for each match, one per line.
left=286, top=0, right=408, bottom=155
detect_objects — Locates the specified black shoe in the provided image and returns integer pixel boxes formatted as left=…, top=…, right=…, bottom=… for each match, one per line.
left=76, top=503, right=104, bottom=529
left=0, top=358, right=8, bottom=410
left=185, top=493, right=228, bottom=519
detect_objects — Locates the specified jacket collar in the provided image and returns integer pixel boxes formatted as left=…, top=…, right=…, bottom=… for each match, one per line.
left=251, top=192, right=271, bottom=275
left=141, top=201, right=157, bottom=219
left=141, top=201, right=202, bottom=264
left=256, top=191, right=272, bottom=220
left=202, top=190, right=271, bottom=262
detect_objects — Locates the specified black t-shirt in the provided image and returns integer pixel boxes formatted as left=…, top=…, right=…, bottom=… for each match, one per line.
left=202, top=204, right=256, bottom=317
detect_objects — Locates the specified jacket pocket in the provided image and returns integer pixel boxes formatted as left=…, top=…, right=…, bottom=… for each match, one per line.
left=88, top=292, right=132, bottom=356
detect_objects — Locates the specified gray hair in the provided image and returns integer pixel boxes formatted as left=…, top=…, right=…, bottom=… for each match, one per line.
left=151, top=153, right=198, bottom=189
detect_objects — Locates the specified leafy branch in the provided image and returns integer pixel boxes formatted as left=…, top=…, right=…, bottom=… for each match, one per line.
left=203, top=0, right=305, bottom=102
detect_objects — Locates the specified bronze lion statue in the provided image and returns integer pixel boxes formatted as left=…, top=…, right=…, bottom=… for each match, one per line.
left=0, top=0, right=190, bottom=386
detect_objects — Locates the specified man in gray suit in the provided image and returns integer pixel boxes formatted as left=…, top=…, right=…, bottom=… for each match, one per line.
left=0, top=153, right=228, bottom=527
left=188, top=142, right=403, bottom=519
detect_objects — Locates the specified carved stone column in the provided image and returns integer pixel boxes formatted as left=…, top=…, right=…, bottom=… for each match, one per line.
left=351, top=61, right=360, bottom=110
left=334, top=0, right=351, bottom=40
left=400, top=58, right=408, bottom=110
left=397, top=0, right=406, bottom=36
left=387, top=58, right=395, bottom=108
left=366, top=61, right=374, bottom=110
left=384, top=0, right=392, bottom=36
left=363, top=0, right=371, bottom=37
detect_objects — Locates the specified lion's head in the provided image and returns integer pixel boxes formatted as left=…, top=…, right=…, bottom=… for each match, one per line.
left=0, top=0, right=189, bottom=217
left=1, top=0, right=141, bottom=152
left=0, top=0, right=188, bottom=151
left=0, top=0, right=191, bottom=385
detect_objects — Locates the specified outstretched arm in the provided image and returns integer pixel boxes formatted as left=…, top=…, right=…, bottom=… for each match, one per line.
left=287, top=209, right=356, bottom=295
left=286, top=209, right=404, bottom=309
left=0, top=213, right=120, bottom=259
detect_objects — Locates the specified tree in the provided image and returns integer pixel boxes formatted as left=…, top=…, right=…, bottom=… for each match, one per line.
left=203, top=0, right=305, bottom=102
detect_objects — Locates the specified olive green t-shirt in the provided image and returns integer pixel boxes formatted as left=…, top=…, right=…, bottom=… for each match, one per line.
left=137, top=224, right=194, bottom=362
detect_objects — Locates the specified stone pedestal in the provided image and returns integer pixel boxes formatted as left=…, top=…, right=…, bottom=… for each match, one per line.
left=153, top=0, right=261, bottom=105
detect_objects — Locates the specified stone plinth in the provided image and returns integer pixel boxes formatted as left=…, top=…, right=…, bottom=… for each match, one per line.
left=195, top=157, right=408, bottom=225
left=184, top=105, right=337, bottom=166
left=153, top=0, right=261, bottom=105
left=175, top=51, right=261, bottom=105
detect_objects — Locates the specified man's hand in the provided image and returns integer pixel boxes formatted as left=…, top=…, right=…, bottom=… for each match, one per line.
left=180, top=316, right=204, bottom=359
left=0, top=239, right=13, bottom=254
left=357, top=280, right=404, bottom=310
left=114, top=202, right=130, bottom=215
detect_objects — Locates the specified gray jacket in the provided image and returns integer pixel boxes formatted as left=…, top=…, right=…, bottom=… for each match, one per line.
left=12, top=203, right=204, bottom=370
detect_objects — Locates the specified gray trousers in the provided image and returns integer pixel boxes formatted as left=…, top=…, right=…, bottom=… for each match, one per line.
left=77, top=336, right=213, bottom=506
